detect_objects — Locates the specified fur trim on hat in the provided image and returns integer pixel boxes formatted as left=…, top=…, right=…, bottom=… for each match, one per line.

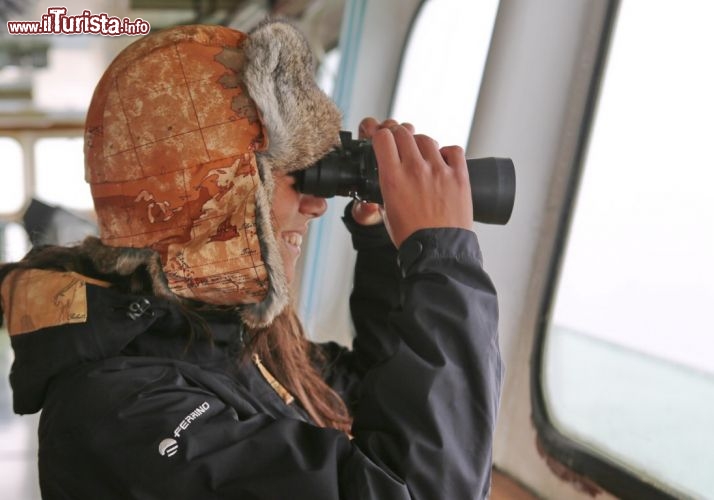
left=77, top=237, right=173, bottom=298
left=239, top=175, right=289, bottom=328
left=242, top=19, right=343, bottom=176
left=238, top=20, right=342, bottom=327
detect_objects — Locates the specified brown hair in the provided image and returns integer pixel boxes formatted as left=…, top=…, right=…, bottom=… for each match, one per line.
left=245, top=305, right=352, bottom=434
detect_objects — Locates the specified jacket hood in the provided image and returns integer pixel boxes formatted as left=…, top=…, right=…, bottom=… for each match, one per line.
left=85, top=21, right=341, bottom=328
left=1, top=265, right=241, bottom=415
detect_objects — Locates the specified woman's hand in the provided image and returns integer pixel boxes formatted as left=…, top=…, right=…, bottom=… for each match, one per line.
left=354, top=117, right=473, bottom=248
left=350, top=118, right=415, bottom=227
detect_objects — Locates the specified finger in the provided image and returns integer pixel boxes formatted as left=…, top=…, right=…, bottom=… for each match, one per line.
left=401, top=122, right=416, bottom=134
left=352, top=201, right=383, bottom=226
left=377, top=119, right=400, bottom=132
left=353, top=200, right=381, bottom=215
left=372, top=127, right=400, bottom=161
left=359, top=117, right=381, bottom=140
left=414, top=134, right=442, bottom=169
left=391, top=126, right=428, bottom=170
left=372, top=128, right=402, bottom=186
left=440, top=145, right=467, bottom=173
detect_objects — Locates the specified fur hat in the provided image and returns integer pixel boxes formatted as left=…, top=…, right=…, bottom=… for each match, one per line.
left=84, top=21, right=342, bottom=327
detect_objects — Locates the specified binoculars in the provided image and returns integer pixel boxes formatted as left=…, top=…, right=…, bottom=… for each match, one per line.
left=294, top=131, right=515, bottom=225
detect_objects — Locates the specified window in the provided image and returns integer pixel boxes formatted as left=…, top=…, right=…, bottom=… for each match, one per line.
left=34, top=137, right=93, bottom=211
left=391, top=0, right=500, bottom=146
left=539, top=2, right=714, bottom=498
left=0, top=135, right=89, bottom=262
left=316, top=48, right=341, bottom=99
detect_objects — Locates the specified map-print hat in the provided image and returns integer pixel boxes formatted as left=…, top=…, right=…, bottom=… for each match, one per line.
left=84, top=21, right=342, bottom=327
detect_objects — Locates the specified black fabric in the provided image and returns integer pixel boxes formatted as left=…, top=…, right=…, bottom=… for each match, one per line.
left=4, top=216, right=502, bottom=500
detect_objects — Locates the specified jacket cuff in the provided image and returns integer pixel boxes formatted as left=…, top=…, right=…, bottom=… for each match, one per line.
left=342, top=200, right=394, bottom=251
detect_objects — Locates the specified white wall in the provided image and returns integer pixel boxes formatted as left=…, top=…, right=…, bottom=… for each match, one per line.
left=471, top=0, right=618, bottom=497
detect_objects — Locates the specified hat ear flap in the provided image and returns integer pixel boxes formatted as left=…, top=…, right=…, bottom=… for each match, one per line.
left=237, top=20, right=343, bottom=327
left=238, top=167, right=289, bottom=329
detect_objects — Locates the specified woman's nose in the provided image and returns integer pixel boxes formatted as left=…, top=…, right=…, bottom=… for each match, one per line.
left=299, top=194, right=328, bottom=219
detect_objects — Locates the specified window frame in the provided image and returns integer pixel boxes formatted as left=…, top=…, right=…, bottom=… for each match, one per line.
left=530, top=2, right=680, bottom=498
left=386, top=0, right=500, bottom=145
left=386, top=0, right=427, bottom=113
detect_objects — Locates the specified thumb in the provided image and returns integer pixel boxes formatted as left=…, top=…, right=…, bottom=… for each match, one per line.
left=352, top=201, right=383, bottom=226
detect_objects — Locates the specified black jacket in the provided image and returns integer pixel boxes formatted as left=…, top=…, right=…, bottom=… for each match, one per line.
left=4, top=219, right=502, bottom=499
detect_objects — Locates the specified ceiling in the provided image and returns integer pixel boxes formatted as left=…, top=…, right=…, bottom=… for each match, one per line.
left=0, top=0, right=346, bottom=122
left=129, top=0, right=346, bottom=55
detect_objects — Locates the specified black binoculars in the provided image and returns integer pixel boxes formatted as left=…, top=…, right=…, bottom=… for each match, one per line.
left=294, top=131, right=515, bottom=225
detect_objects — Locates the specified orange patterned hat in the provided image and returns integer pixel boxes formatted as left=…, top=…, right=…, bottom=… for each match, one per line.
left=84, top=22, right=341, bottom=327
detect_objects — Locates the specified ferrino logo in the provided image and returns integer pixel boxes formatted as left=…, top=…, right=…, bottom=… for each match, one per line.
left=158, top=401, right=211, bottom=458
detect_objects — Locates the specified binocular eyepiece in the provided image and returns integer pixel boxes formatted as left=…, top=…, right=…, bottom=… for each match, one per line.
left=294, top=131, right=515, bottom=225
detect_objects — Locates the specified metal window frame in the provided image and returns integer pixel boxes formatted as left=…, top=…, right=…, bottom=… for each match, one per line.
left=529, top=2, right=680, bottom=498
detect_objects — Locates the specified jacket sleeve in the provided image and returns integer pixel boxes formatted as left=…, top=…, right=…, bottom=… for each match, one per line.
left=338, top=202, right=504, bottom=499
left=341, top=203, right=404, bottom=376
left=312, top=204, right=403, bottom=410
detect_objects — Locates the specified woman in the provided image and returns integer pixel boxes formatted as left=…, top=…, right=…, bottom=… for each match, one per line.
left=0, top=20, right=502, bottom=499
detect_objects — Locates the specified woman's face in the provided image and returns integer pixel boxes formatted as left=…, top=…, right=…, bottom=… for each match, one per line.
left=271, top=173, right=328, bottom=284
